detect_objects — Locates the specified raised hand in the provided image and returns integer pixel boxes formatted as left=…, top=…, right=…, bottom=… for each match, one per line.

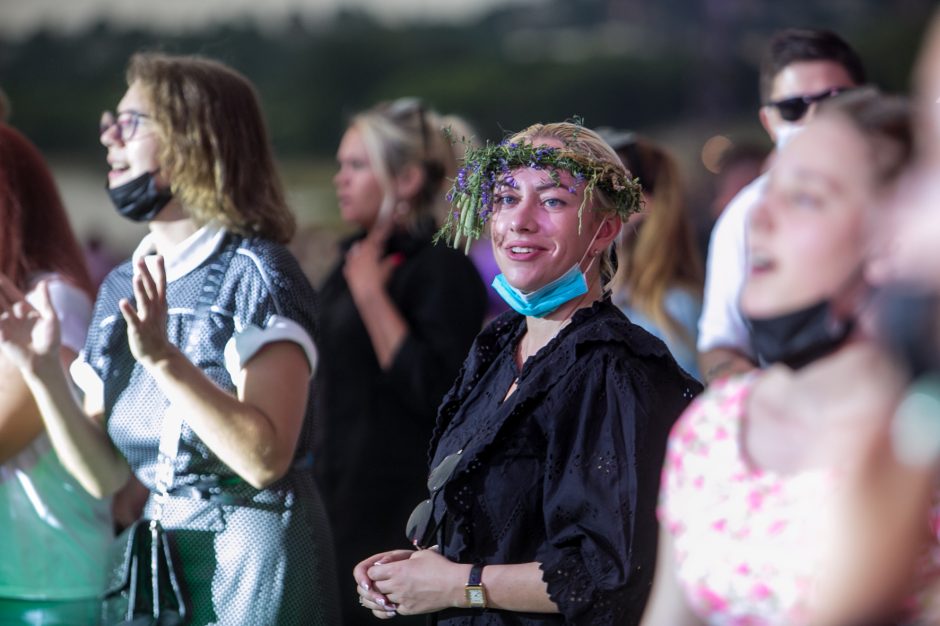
left=343, top=217, right=403, bottom=303
left=119, top=256, right=177, bottom=369
left=0, top=276, right=61, bottom=373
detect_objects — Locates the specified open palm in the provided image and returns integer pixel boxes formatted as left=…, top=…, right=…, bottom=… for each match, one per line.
left=120, top=255, right=174, bottom=368
left=0, top=276, right=61, bottom=372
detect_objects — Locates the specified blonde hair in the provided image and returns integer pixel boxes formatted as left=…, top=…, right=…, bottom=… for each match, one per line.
left=127, top=52, right=294, bottom=242
left=349, top=98, right=456, bottom=231
left=609, top=136, right=704, bottom=349
left=507, top=122, right=630, bottom=282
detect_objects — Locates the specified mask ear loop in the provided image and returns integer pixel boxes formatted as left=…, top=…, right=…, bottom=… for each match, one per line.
left=577, top=218, right=609, bottom=277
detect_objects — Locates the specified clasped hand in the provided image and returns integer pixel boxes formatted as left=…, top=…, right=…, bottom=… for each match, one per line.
left=354, top=548, right=463, bottom=618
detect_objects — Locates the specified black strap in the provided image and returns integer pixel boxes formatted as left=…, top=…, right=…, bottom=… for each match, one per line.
left=182, top=234, right=238, bottom=357
left=467, top=563, right=484, bottom=586
left=153, top=233, right=239, bottom=517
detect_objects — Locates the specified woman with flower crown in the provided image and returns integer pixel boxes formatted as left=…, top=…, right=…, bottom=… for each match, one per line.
left=353, top=121, right=701, bottom=625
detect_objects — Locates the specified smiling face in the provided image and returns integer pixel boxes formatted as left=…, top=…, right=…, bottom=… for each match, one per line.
left=742, top=115, right=875, bottom=318
left=100, top=81, right=163, bottom=189
left=489, top=141, right=611, bottom=293
left=333, top=126, right=385, bottom=230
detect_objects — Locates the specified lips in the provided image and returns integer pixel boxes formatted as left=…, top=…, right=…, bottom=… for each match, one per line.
left=748, top=250, right=775, bottom=275
left=503, top=241, right=546, bottom=261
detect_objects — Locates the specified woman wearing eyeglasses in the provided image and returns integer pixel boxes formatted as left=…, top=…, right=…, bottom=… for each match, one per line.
left=640, top=90, right=940, bottom=626
left=0, top=124, right=109, bottom=625
left=353, top=122, right=700, bottom=625
left=0, top=53, right=340, bottom=624
left=316, top=99, right=487, bottom=626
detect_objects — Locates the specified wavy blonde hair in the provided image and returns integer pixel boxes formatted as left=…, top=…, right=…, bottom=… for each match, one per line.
left=127, top=52, right=294, bottom=242
left=608, top=136, right=704, bottom=348
left=349, top=98, right=456, bottom=231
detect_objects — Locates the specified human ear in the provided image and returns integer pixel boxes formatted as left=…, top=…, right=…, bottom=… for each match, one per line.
left=592, top=217, right=622, bottom=254
left=394, top=163, right=425, bottom=201
left=759, top=106, right=777, bottom=142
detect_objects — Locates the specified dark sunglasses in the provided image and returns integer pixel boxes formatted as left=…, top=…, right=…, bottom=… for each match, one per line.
left=766, top=87, right=852, bottom=123
left=404, top=449, right=463, bottom=549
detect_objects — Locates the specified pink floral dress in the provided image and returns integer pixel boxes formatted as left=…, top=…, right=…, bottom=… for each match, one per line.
left=659, top=374, right=940, bottom=625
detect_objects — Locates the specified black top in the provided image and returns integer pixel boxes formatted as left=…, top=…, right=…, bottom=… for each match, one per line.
left=427, top=299, right=702, bottom=626
left=314, top=219, right=487, bottom=626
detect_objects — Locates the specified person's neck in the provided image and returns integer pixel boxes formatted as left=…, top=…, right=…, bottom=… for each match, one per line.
left=518, top=275, right=603, bottom=366
left=146, top=202, right=199, bottom=256
left=757, top=336, right=903, bottom=415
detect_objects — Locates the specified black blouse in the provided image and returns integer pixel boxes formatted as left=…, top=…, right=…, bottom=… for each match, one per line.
left=426, top=299, right=702, bottom=625
left=314, top=219, right=487, bottom=626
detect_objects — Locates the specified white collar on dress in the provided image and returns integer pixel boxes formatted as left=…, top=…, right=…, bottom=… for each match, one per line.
left=131, top=220, right=228, bottom=283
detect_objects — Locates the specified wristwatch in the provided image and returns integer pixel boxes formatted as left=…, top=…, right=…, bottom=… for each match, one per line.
left=465, top=563, right=487, bottom=609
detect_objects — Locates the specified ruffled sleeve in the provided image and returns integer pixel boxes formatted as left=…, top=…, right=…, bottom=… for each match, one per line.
left=535, top=351, right=672, bottom=626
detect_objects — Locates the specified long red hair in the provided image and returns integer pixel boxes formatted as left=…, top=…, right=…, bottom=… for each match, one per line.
left=0, top=124, right=94, bottom=297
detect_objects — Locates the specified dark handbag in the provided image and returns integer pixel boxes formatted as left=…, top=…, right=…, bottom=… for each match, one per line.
left=100, top=236, right=238, bottom=625
left=101, top=519, right=187, bottom=625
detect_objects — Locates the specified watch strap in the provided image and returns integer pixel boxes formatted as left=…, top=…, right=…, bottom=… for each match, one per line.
left=465, top=563, right=486, bottom=608
left=467, top=563, right=484, bottom=586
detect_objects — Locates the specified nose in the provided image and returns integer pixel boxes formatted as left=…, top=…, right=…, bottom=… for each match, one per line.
left=802, top=101, right=821, bottom=124
left=99, top=113, right=121, bottom=148
left=747, top=189, right=774, bottom=236
left=332, top=167, right=346, bottom=188
left=508, top=196, right=538, bottom=233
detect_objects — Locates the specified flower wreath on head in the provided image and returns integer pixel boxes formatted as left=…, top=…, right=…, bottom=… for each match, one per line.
left=435, top=124, right=644, bottom=252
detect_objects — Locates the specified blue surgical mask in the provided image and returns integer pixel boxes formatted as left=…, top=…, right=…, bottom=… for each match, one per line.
left=491, top=220, right=606, bottom=318
left=492, top=264, right=588, bottom=318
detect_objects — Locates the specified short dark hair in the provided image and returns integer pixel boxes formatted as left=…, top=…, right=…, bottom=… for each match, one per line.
left=759, top=28, right=867, bottom=103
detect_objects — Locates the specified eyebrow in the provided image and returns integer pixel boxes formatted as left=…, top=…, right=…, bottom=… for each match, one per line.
left=495, top=181, right=563, bottom=191
left=785, top=168, right=846, bottom=194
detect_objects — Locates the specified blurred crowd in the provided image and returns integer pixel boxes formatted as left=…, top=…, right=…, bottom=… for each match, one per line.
left=1, top=8, right=940, bottom=626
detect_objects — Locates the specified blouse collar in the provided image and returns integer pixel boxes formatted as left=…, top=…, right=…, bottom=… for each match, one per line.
left=131, top=221, right=227, bottom=283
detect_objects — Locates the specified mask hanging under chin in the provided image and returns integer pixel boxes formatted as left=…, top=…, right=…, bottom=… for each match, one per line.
left=490, top=219, right=606, bottom=318
left=745, top=299, right=853, bottom=370
left=106, top=171, right=173, bottom=223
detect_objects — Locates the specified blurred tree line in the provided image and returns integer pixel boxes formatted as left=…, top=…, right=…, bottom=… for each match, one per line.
left=0, top=0, right=933, bottom=162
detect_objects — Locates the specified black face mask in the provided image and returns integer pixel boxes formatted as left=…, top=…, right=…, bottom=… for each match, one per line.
left=746, top=299, right=854, bottom=370
left=106, top=171, right=172, bottom=222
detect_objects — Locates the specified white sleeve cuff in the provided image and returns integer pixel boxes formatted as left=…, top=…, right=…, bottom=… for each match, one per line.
left=223, top=315, right=318, bottom=382
left=69, top=357, right=104, bottom=411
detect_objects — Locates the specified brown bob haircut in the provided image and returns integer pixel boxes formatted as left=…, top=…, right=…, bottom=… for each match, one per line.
left=127, top=52, right=294, bottom=242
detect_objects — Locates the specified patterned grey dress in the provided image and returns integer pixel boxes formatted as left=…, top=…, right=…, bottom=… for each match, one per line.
left=75, top=225, right=339, bottom=625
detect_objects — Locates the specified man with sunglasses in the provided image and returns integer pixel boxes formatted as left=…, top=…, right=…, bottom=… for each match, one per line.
left=697, top=28, right=867, bottom=383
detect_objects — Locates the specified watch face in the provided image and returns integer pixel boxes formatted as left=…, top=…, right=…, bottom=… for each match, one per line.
left=467, top=587, right=485, bottom=606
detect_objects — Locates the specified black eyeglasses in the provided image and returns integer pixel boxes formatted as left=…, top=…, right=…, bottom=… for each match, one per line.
left=99, top=110, right=151, bottom=143
left=404, top=449, right=463, bottom=549
left=765, top=87, right=852, bottom=123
